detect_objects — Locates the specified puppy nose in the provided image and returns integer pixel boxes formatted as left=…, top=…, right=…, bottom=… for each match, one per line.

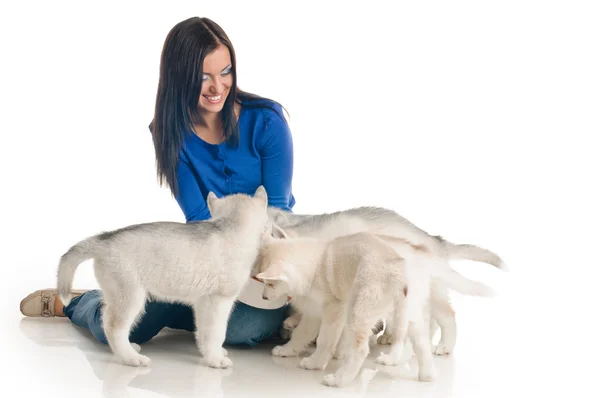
left=262, top=294, right=268, bottom=300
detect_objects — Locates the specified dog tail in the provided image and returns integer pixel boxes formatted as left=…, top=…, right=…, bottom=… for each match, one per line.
left=438, top=269, right=496, bottom=297
left=436, top=236, right=507, bottom=271
left=56, top=237, right=98, bottom=306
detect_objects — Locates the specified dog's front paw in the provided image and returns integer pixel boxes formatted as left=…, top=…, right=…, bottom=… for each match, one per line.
left=206, top=355, right=233, bottom=369
left=299, top=356, right=326, bottom=370
left=283, top=316, right=300, bottom=331
left=433, top=343, right=452, bottom=356
left=375, top=352, right=401, bottom=366
left=222, top=347, right=228, bottom=356
left=118, top=354, right=151, bottom=367
left=332, top=349, right=347, bottom=360
left=418, top=367, right=436, bottom=382
left=279, top=327, right=292, bottom=341
left=377, top=333, right=394, bottom=345
left=323, top=373, right=340, bottom=387
left=272, top=344, right=299, bottom=357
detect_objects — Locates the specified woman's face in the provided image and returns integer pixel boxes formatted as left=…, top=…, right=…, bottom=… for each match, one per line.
left=198, top=44, right=233, bottom=114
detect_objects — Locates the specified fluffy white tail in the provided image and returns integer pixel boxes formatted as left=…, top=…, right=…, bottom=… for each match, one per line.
left=56, top=238, right=97, bottom=306
left=437, top=270, right=495, bottom=297
left=440, top=238, right=507, bottom=271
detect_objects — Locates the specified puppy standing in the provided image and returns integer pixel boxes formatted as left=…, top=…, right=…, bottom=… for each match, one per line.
left=57, top=186, right=269, bottom=369
left=267, top=206, right=505, bottom=355
left=254, top=230, right=496, bottom=387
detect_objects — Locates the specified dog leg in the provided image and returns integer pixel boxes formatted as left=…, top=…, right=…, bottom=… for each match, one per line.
left=299, top=301, right=345, bottom=370
left=430, top=290, right=456, bottom=355
left=272, top=315, right=320, bottom=357
left=410, top=308, right=436, bottom=381
left=193, top=296, right=236, bottom=369
left=103, top=288, right=150, bottom=367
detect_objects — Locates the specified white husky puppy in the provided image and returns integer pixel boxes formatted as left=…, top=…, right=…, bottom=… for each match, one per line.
left=266, top=206, right=505, bottom=355
left=56, top=186, right=269, bottom=369
left=254, top=230, right=495, bottom=387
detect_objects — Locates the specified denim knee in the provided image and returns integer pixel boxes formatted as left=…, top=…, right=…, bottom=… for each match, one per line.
left=65, top=290, right=175, bottom=345
left=224, top=302, right=288, bottom=347
left=64, top=290, right=109, bottom=344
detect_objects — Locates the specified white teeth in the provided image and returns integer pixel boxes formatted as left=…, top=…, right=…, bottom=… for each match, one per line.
left=205, top=95, right=221, bottom=102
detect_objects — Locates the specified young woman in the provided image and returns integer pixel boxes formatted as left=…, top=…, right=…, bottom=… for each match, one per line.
left=20, top=16, right=295, bottom=347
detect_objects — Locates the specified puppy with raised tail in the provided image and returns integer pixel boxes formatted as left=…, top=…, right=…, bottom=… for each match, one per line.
left=254, top=228, right=497, bottom=387
left=266, top=205, right=506, bottom=355
left=57, top=186, right=270, bottom=369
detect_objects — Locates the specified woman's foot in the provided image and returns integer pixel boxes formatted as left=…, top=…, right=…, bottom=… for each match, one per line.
left=20, top=288, right=86, bottom=317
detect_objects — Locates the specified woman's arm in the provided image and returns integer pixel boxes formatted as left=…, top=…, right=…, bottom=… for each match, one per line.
left=260, top=107, right=294, bottom=211
left=175, top=158, right=211, bottom=222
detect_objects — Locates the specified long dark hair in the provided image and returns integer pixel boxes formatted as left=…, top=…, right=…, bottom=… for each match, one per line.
left=150, top=17, right=285, bottom=197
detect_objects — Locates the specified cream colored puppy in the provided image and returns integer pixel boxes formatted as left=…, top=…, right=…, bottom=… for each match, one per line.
left=254, top=229, right=495, bottom=387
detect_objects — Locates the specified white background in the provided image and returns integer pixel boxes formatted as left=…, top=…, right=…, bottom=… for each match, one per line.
left=1, top=0, right=599, bottom=396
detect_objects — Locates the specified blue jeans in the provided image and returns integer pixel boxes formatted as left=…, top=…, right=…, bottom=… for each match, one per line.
left=64, top=290, right=288, bottom=346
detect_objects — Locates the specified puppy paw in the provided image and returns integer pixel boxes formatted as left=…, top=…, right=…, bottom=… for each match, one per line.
left=119, top=354, right=151, bottom=367
left=283, top=316, right=300, bottom=330
left=433, top=343, right=452, bottom=356
left=332, top=349, right=347, bottom=360
left=377, top=333, right=394, bottom=345
left=279, top=327, right=292, bottom=340
left=272, top=344, right=299, bottom=357
left=418, top=368, right=436, bottom=382
left=222, top=347, right=228, bottom=357
left=375, top=352, right=401, bottom=366
left=299, top=356, right=326, bottom=370
left=323, top=373, right=340, bottom=387
left=206, top=355, right=233, bottom=369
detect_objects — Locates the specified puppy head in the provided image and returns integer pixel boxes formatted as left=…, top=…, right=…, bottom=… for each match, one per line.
left=207, top=185, right=268, bottom=220
left=255, top=263, right=292, bottom=301
left=253, top=235, right=296, bottom=300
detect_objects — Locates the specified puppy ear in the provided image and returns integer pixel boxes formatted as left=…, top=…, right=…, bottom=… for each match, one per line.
left=272, top=224, right=289, bottom=239
left=273, top=211, right=289, bottom=226
left=254, top=185, right=267, bottom=201
left=256, top=266, right=285, bottom=282
left=207, top=191, right=218, bottom=214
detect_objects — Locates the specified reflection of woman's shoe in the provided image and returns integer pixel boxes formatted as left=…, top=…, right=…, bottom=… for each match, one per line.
left=19, top=317, right=81, bottom=347
left=20, top=288, right=86, bottom=317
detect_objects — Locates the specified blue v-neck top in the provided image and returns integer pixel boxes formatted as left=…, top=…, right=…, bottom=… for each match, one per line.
left=173, top=100, right=295, bottom=222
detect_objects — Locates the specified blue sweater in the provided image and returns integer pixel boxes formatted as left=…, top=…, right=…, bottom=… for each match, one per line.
left=174, top=100, right=295, bottom=222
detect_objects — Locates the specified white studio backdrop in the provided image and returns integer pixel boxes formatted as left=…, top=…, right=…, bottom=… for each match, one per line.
left=0, top=1, right=599, bottom=387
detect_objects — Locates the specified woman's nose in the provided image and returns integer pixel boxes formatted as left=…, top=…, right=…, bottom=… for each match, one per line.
left=209, top=77, right=224, bottom=94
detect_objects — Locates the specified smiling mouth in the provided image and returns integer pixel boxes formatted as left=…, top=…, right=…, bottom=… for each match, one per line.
left=203, top=94, right=223, bottom=104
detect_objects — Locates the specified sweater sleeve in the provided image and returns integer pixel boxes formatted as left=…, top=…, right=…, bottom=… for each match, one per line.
left=260, top=107, right=294, bottom=211
left=175, top=157, right=211, bottom=222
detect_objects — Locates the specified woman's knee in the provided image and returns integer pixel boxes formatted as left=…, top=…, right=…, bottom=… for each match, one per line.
left=127, top=301, right=178, bottom=344
left=224, top=302, right=288, bottom=346
left=68, top=292, right=175, bottom=345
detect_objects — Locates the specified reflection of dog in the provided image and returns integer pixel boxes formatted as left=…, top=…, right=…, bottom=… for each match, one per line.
left=56, top=187, right=269, bottom=368
left=267, top=205, right=505, bottom=356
